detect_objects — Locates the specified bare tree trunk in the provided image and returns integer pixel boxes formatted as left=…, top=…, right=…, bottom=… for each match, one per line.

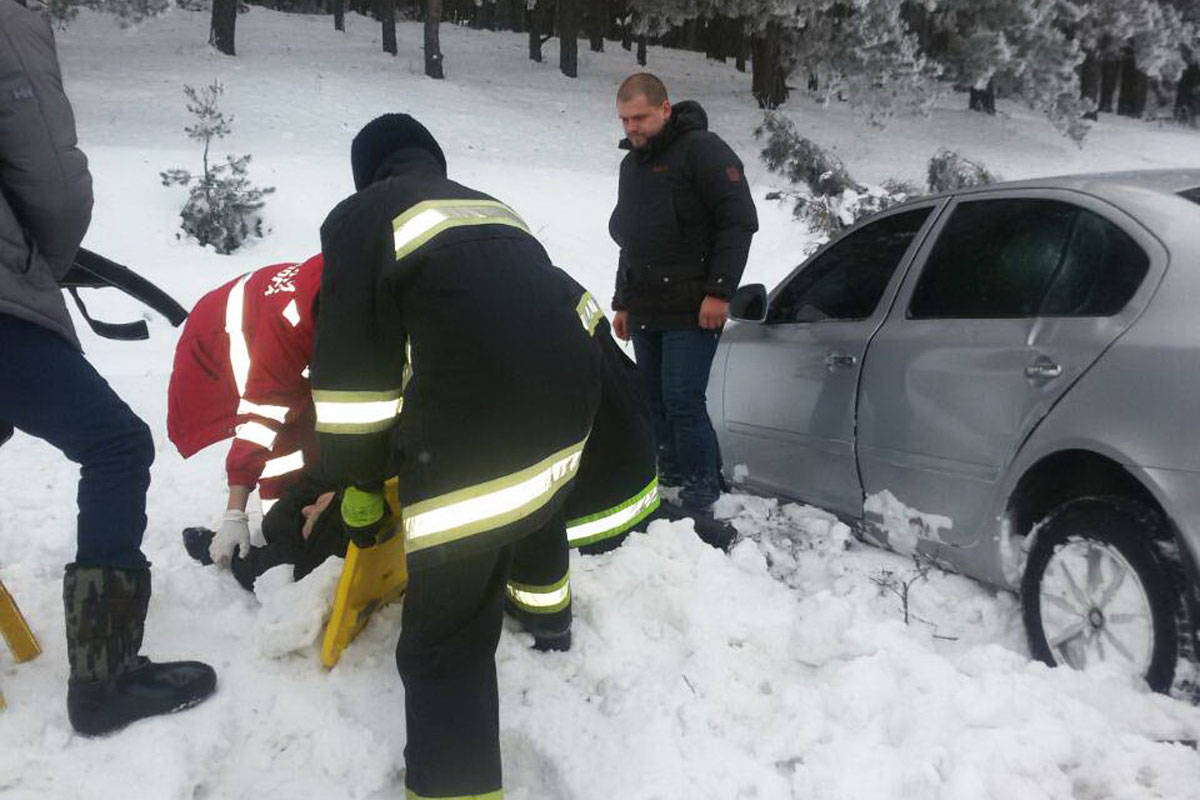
left=751, top=22, right=788, bottom=109
left=502, top=0, right=524, bottom=32
left=1080, top=51, right=1100, bottom=104
left=683, top=18, right=701, bottom=51
left=1100, top=54, right=1119, bottom=113
left=704, top=15, right=725, bottom=62
left=1117, top=49, right=1147, bottom=117
left=1177, top=63, right=1199, bottom=126
left=210, top=0, right=237, bottom=56
left=559, top=0, right=578, bottom=77
left=425, top=0, right=445, bottom=78
left=734, top=17, right=746, bottom=73
left=332, top=0, right=344, bottom=30
left=528, top=4, right=544, bottom=62
left=588, top=0, right=604, bottom=52
left=636, top=34, right=646, bottom=66
left=968, top=79, right=995, bottom=114
left=380, top=0, right=397, bottom=55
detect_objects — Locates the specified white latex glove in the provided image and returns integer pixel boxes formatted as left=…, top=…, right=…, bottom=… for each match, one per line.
left=210, top=509, right=251, bottom=566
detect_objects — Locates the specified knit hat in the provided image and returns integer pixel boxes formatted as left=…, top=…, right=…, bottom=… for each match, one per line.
left=350, top=113, right=447, bottom=190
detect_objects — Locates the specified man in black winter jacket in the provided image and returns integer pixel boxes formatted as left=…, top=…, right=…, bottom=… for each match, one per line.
left=609, top=73, right=758, bottom=514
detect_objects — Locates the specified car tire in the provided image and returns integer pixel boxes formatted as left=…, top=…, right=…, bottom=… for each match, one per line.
left=1021, top=496, right=1187, bottom=693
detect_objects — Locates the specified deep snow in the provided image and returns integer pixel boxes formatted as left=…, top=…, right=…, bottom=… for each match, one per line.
left=2, top=8, right=1200, bottom=799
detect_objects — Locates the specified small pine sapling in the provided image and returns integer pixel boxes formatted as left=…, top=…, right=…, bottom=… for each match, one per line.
left=161, top=82, right=273, bottom=255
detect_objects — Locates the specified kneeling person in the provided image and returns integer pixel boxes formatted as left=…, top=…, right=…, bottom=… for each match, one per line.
left=169, top=254, right=344, bottom=588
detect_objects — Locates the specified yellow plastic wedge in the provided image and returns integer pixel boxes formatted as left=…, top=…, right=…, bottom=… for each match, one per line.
left=0, top=579, right=40, bottom=664
left=0, top=578, right=41, bottom=713
left=320, top=479, right=408, bottom=668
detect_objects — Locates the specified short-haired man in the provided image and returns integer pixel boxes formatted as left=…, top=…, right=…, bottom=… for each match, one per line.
left=609, top=73, right=758, bottom=530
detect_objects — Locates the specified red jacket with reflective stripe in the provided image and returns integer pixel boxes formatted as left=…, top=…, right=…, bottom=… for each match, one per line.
left=168, top=254, right=323, bottom=498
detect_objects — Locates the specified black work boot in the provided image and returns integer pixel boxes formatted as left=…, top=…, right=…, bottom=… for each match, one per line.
left=181, top=527, right=215, bottom=566
left=531, top=627, right=572, bottom=653
left=654, top=501, right=737, bottom=552
left=63, top=564, right=217, bottom=736
left=503, top=596, right=572, bottom=653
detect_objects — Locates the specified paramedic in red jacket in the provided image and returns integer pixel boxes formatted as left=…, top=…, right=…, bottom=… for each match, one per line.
left=168, top=254, right=341, bottom=585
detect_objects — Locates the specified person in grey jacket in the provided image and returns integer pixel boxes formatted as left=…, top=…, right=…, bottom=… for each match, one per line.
left=0, top=0, right=215, bottom=736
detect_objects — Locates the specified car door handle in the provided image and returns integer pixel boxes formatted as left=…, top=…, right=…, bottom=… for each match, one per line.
left=1025, top=359, right=1063, bottom=381
left=825, top=353, right=858, bottom=371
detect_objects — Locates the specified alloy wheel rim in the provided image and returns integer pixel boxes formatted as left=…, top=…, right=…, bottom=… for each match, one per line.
left=1039, top=538, right=1155, bottom=677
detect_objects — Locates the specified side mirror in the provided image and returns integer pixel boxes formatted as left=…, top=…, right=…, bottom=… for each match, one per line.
left=729, top=283, right=767, bottom=323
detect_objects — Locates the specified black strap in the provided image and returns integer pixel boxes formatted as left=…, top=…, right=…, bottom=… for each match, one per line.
left=66, top=286, right=149, bottom=341
left=60, top=248, right=189, bottom=329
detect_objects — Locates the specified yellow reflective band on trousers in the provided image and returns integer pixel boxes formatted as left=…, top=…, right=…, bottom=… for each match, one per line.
left=403, top=438, right=588, bottom=554
left=566, top=477, right=660, bottom=548
left=506, top=572, right=571, bottom=614
left=393, top=199, right=529, bottom=262
left=406, top=790, right=502, bottom=800
left=313, top=388, right=403, bottom=434
left=575, top=292, right=603, bottom=336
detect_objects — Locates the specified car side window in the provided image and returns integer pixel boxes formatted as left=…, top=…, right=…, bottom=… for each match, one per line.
left=768, top=207, right=932, bottom=324
left=908, top=199, right=1078, bottom=319
left=1038, top=209, right=1149, bottom=316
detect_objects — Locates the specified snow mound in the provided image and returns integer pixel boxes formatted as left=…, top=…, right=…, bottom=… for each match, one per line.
left=253, top=558, right=343, bottom=659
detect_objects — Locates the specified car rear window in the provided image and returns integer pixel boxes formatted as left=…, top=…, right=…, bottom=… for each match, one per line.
left=909, top=199, right=1076, bottom=318
left=909, top=198, right=1150, bottom=319
left=1039, top=209, right=1149, bottom=316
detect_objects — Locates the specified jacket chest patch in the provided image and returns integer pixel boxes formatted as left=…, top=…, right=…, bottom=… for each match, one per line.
left=263, top=264, right=300, bottom=296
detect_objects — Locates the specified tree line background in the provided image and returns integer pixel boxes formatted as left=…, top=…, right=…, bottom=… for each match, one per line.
left=40, top=0, right=1200, bottom=143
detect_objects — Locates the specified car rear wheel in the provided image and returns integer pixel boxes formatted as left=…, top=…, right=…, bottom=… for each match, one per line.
left=1021, top=497, right=1185, bottom=693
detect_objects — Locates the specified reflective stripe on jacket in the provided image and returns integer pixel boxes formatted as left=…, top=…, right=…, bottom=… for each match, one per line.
left=167, top=254, right=324, bottom=496
left=313, top=158, right=602, bottom=570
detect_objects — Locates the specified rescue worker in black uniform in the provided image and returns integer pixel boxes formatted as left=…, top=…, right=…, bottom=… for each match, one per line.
left=311, top=113, right=661, bottom=800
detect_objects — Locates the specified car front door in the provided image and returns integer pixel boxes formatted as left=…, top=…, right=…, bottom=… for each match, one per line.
left=716, top=205, right=938, bottom=517
left=856, top=190, right=1163, bottom=557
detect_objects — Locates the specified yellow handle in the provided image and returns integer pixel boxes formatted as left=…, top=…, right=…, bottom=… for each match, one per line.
left=0, top=579, right=41, bottom=664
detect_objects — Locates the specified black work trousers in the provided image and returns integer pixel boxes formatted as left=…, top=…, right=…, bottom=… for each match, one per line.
left=396, top=512, right=569, bottom=799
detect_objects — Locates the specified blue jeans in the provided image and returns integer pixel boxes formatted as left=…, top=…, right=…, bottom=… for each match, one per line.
left=0, top=314, right=152, bottom=569
left=631, top=329, right=721, bottom=508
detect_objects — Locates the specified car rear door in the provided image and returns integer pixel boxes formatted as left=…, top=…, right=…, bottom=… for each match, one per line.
left=716, top=204, right=939, bottom=517
left=856, top=189, right=1164, bottom=555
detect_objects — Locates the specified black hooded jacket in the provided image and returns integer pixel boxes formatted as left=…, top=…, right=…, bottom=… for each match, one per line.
left=312, top=147, right=603, bottom=569
left=608, top=100, right=758, bottom=330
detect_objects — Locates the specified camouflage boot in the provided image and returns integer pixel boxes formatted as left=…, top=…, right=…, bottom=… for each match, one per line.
left=63, top=564, right=216, bottom=736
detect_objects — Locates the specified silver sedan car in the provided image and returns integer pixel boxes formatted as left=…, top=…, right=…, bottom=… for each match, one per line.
left=713, top=170, right=1200, bottom=694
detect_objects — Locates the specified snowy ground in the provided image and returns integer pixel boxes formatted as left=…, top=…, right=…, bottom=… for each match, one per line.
left=3, top=9, right=1200, bottom=799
